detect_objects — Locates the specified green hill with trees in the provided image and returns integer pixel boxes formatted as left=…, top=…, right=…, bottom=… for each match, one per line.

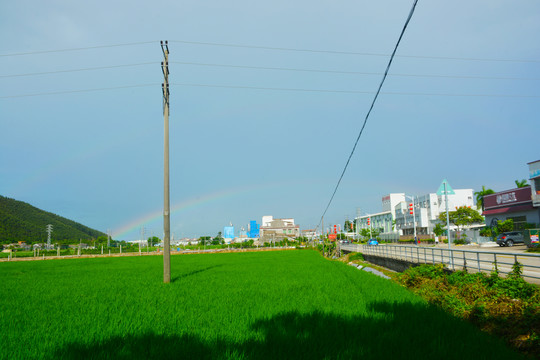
left=0, top=195, right=106, bottom=244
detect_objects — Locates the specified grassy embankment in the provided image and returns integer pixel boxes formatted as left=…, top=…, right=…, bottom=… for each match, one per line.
left=347, top=252, right=539, bottom=358
left=1, top=250, right=526, bottom=359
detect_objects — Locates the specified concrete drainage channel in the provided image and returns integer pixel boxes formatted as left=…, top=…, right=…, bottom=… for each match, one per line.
left=348, top=262, right=391, bottom=280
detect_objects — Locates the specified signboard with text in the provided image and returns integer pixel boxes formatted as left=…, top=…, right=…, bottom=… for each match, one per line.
left=484, top=187, right=532, bottom=210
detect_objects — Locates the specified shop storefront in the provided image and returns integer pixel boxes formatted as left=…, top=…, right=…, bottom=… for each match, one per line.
left=483, top=186, right=540, bottom=229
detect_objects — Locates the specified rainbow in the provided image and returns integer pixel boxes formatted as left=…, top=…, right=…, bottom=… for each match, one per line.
left=112, top=182, right=288, bottom=240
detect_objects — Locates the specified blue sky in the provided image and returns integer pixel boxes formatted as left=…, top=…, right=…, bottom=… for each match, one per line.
left=1, top=0, right=539, bottom=240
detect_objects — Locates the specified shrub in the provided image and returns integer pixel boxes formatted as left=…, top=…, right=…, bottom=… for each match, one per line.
left=348, top=252, right=364, bottom=262
left=396, top=263, right=540, bottom=358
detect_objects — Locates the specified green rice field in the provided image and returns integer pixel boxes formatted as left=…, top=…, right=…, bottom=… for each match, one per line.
left=0, top=250, right=526, bottom=359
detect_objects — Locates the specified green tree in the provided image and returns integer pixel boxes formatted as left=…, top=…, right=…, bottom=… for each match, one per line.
left=474, top=186, right=495, bottom=211
left=515, top=179, right=528, bottom=188
left=359, top=227, right=381, bottom=239
left=147, top=236, right=160, bottom=246
left=198, top=236, right=211, bottom=245
left=433, top=223, right=446, bottom=237
left=496, top=219, right=514, bottom=234
left=344, top=220, right=355, bottom=232
left=479, top=227, right=492, bottom=237
left=96, top=235, right=108, bottom=245
left=212, top=231, right=223, bottom=244
left=438, top=206, right=484, bottom=231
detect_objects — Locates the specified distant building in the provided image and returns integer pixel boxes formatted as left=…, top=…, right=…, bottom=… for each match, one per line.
left=356, top=189, right=477, bottom=237
left=248, top=220, right=260, bottom=238
left=259, top=215, right=300, bottom=240
left=238, top=227, right=248, bottom=238
left=301, top=229, right=317, bottom=238
left=395, top=189, right=476, bottom=236
left=483, top=186, right=537, bottom=229
left=223, top=225, right=235, bottom=239
left=529, top=160, right=540, bottom=207
left=482, top=161, right=540, bottom=230
left=129, top=239, right=149, bottom=247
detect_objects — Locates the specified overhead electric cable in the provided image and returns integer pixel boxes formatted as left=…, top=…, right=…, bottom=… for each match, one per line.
left=3, top=82, right=539, bottom=99
left=171, top=83, right=540, bottom=98
left=0, top=62, right=155, bottom=78
left=171, top=61, right=539, bottom=81
left=169, top=39, right=540, bottom=64
left=316, top=0, right=419, bottom=233
left=0, top=84, right=157, bottom=99
left=2, top=59, right=535, bottom=81
left=2, top=39, right=536, bottom=63
left=0, top=41, right=156, bottom=57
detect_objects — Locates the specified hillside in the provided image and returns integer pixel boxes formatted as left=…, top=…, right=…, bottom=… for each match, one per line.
left=0, top=195, right=106, bottom=244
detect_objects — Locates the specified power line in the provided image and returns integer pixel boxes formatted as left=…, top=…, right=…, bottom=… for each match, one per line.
left=170, top=39, right=540, bottom=64
left=172, top=83, right=373, bottom=94
left=171, top=61, right=540, bottom=81
left=316, top=0, right=419, bottom=233
left=1, top=39, right=537, bottom=64
left=0, top=84, right=157, bottom=99
left=0, top=41, right=156, bottom=57
left=172, top=82, right=540, bottom=98
left=2, top=82, right=539, bottom=99
left=0, top=62, right=155, bottom=78
left=2, top=59, right=536, bottom=81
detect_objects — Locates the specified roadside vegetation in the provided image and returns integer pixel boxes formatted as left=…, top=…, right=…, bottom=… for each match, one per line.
left=394, top=263, right=540, bottom=358
left=345, top=251, right=540, bottom=358
left=0, top=250, right=525, bottom=359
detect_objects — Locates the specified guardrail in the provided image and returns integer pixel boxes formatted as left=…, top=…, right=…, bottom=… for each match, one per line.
left=341, top=244, right=540, bottom=282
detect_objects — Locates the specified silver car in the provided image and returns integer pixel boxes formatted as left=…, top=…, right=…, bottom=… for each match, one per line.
left=496, top=231, right=524, bottom=247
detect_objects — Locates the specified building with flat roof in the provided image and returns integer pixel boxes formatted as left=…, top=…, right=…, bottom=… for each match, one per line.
left=356, top=194, right=404, bottom=236
left=395, top=189, right=476, bottom=236
left=528, top=160, right=540, bottom=207
left=223, top=225, right=234, bottom=239
left=482, top=161, right=540, bottom=230
left=259, top=215, right=300, bottom=240
left=483, top=186, right=538, bottom=229
left=356, top=189, right=477, bottom=238
left=248, top=220, right=260, bottom=238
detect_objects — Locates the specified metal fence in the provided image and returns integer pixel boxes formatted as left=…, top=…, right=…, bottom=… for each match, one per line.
left=342, top=244, right=540, bottom=282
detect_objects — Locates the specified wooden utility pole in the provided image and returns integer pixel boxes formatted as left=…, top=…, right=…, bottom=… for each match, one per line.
left=161, top=40, right=171, bottom=283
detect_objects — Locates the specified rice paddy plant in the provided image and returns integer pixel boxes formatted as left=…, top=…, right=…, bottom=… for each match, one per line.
left=0, top=250, right=525, bottom=359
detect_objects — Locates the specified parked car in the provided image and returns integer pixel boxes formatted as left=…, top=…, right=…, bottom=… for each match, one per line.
left=496, top=232, right=524, bottom=247
left=367, top=239, right=379, bottom=246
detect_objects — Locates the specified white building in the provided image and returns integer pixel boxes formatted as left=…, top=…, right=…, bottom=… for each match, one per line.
left=356, top=193, right=405, bottom=235
left=356, top=189, right=477, bottom=238
left=395, top=189, right=476, bottom=236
